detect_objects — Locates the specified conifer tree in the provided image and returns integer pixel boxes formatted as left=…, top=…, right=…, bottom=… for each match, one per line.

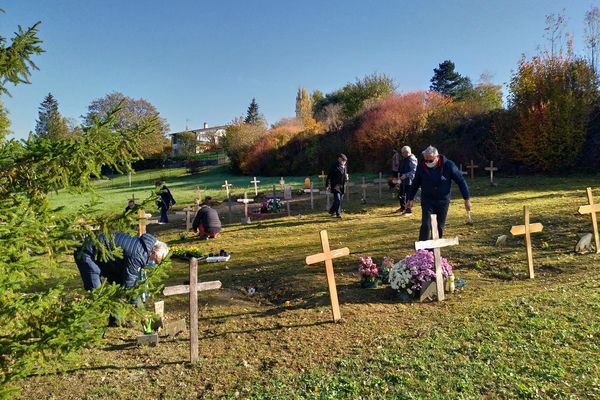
left=35, top=92, right=69, bottom=139
left=430, top=60, right=473, bottom=99
left=244, top=97, right=260, bottom=125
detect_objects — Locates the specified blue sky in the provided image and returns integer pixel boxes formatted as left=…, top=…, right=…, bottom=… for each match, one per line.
left=1, top=0, right=595, bottom=140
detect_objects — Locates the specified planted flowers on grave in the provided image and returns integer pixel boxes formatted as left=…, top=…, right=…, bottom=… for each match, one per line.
left=379, top=256, right=395, bottom=284
left=170, top=245, right=204, bottom=259
left=260, top=198, right=283, bottom=213
left=389, top=250, right=453, bottom=298
left=357, top=256, right=379, bottom=288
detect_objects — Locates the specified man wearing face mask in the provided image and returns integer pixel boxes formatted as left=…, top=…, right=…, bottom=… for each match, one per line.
left=326, top=153, right=349, bottom=219
left=406, top=146, right=471, bottom=241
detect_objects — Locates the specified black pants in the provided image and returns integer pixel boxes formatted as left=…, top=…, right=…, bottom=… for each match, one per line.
left=419, top=198, right=449, bottom=241
left=398, top=182, right=412, bottom=211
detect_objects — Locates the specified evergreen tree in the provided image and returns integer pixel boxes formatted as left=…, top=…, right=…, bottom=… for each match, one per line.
left=0, top=101, right=9, bottom=141
left=430, top=60, right=473, bottom=99
left=244, top=98, right=259, bottom=125
left=35, top=93, right=69, bottom=139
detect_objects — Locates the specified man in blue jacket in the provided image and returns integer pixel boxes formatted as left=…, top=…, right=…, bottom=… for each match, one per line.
left=75, top=232, right=169, bottom=290
left=397, top=145, right=418, bottom=215
left=407, top=146, right=472, bottom=241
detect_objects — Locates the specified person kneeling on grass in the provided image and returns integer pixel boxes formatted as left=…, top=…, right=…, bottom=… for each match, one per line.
left=192, top=196, right=222, bottom=239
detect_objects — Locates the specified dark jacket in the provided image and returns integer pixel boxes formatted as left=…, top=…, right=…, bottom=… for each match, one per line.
left=192, top=205, right=222, bottom=232
left=157, top=185, right=176, bottom=209
left=408, top=155, right=470, bottom=202
left=399, top=154, right=418, bottom=185
left=326, top=162, right=348, bottom=194
left=80, top=232, right=157, bottom=288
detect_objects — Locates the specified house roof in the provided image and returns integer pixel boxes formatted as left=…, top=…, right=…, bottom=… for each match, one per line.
left=169, top=125, right=229, bottom=136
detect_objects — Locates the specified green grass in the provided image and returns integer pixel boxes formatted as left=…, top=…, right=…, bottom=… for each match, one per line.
left=17, top=167, right=600, bottom=399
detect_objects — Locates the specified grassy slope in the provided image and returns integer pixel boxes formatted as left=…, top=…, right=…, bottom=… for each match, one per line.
left=18, top=168, right=600, bottom=399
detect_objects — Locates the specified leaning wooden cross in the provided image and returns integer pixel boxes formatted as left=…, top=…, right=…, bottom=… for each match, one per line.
left=162, top=257, right=222, bottom=363
left=578, top=187, right=600, bottom=254
left=222, top=180, right=233, bottom=199
left=414, top=214, right=459, bottom=302
left=237, top=192, right=254, bottom=224
left=250, top=177, right=260, bottom=196
left=305, top=230, right=349, bottom=322
left=510, top=205, right=544, bottom=279
left=318, top=170, right=327, bottom=188
left=137, top=209, right=158, bottom=236
left=175, top=207, right=195, bottom=231
left=467, top=160, right=478, bottom=180
left=484, top=161, right=498, bottom=184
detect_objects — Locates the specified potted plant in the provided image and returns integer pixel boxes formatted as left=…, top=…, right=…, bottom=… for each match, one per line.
left=357, top=256, right=379, bottom=288
left=389, top=250, right=453, bottom=299
left=379, top=256, right=395, bottom=284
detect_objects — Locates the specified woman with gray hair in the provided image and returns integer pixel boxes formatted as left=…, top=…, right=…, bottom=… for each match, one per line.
left=407, top=145, right=471, bottom=241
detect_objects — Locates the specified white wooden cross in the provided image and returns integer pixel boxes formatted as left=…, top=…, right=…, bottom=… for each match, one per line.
left=578, top=187, right=600, bottom=254
left=484, top=161, right=498, bottom=184
left=284, top=185, right=292, bottom=216
left=373, top=172, right=387, bottom=200
left=279, top=177, right=286, bottom=191
left=318, top=170, right=327, bottom=187
left=222, top=180, right=233, bottom=199
left=176, top=207, right=195, bottom=230
left=250, top=177, right=260, bottom=196
left=510, top=205, right=544, bottom=279
left=162, top=257, right=222, bottom=363
left=467, top=160, right=478, bottom=180
left=137, top=208, right=158, bottom=236
left=459, top=164, right=468, bottom=177
left=237, top=192, right=254, bottom=224
left=195, top=186, right=204, bottom=209
left=414, top=214, right=459, bottom=302
left=305, top=230, right=349, bottom=322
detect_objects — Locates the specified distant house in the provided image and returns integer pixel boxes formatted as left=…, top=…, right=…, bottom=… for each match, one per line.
left=170, top=122, right=228, bottom=155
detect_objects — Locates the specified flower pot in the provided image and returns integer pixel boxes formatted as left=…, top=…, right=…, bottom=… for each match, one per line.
left=360, top=279, right=378, bottom=289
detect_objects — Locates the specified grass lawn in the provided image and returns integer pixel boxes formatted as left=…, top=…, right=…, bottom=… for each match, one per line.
left=17, top=167, right=600, bottom=399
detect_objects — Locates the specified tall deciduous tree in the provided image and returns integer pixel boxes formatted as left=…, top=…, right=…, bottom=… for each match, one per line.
left=35, top=93, right=69, bottom=139
left=430, top=60, right=473, bottom=100
left=84, top=92, right=169, bottom=156
left=585, top=6, right=600, bottom=74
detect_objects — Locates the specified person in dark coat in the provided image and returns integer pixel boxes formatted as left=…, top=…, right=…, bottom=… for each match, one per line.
left=192, top=197, right=222, bottom=239
left=397, top=146, right=418, bottom=215
left=407, top=146, right=471, bottom=241
left=155, top=180, right=176, bottom=223
left=74, top=232, right=169, bottom=290
left=326, top=153, right=349, bottom=218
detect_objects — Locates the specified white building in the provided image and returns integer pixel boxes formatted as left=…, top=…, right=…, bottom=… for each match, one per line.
left=170, top=122, right=228, bottom=154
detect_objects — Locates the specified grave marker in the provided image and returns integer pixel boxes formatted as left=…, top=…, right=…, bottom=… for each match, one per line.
left=459, top=164, right=468, bottom=177
left=137, top=209, right=158, bottom=236
left=279, top=177, right=286, bottom=191
left=128, top=171, right=132, bottom=187
left=510, top=206, right=544, bottom=279
left=360, top=177, right=372, bottom=202
left=250, top=177, right=261, bottom=196
left=237, top=192, right=254, bottom=224
left=318, top=170, right=327, bottom=187
left=222, top=180, right=233, bottom=199
left=162, top=257, right=222, bottom=363
left=484, top=161, right=498, bottom=184
left=175, top=207, right=195, bottom=230
left=414, top=214, right=459, bottom=302
left=223, top=199, right=237, bottom=224
left=284, top=185, right=292, bottom=216
left=373, top=172, right=387, bottom=200
left=305, top=230, right=350, bottom=322
left=467, top=160, right=478, bottom=180
left=577, top=187, right=600, bottom=254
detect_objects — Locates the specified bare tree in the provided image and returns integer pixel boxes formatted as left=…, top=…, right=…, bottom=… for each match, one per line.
left=544, top=11, right=566, bottom=57
left=585, top=6, right=600, bottom=74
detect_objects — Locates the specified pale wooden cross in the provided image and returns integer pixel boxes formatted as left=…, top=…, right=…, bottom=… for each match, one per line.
left=578, top=187, right=600, bottom=254
left=467, top=160, right=479, bottom=180
left=510, top=205, right=544, bottom=279
left=459, top=164, right=468, bottom=177
left=137, top=208, right=158, bottom=236
left=373, top=172, right=387, bottom=200
left=318, top=170, right=327, bottom=187
left=237, top=192, right=254, bottom=223
left=195, top=186, right=203, bottom=209
left=162, top=257, right=222, bottom=363
left=484, top=161, right=498, bottom=184
left=175, top=207, right=196, bottom=230
left=250, top=177, right=261, bottom=196
left=222, top=180, right=233, bottom=199
left=360, top=177, right=371, bottom=202
left=284, top=185, right=292, bottom=216
left=305, top=230, right=349, bottom=322
left=414, top=214, right=459, bottom=302
left=279, top=177, right=286, bottom=191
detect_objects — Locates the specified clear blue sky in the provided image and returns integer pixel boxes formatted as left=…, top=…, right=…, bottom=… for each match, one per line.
left=1, top=0, right=595, bottom=140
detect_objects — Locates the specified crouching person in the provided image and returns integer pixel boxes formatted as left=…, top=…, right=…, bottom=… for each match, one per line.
left=74, top=232, right=169, bottom=291
left=192, top=196, right=222, bottom=239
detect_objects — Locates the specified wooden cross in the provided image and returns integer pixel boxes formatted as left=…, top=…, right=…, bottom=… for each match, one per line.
left=305, top=230, right=349, bottom=322
left=510, top=206, right=544, bottom=279
left=129, top=193, right=136, bottom=203
left=250, top=177, right=260, bottom=196
left=484, top=161, right=498, bottom=184
left=324, top=189, right=331, bottom=211
left=284, top=185, right=292, bottom=216
left=360, top=177, right=371, bottom=202
left=459, top=164, right=468, bottom=177
left=272, top=184, right=277, bottom=199
left=467, top=160, right=478, bottom=180
left=175, top=207, right=195, bottom=230
left=195, top=186, right=204, bottom=208
left=578, top=187, right=600, bottom=254
left=222, top=180, right=233, bottom=199
left=373, top=172, right=387, bottom=200
left=318, top=170, right=327, bottom=187
left=137, top=208, right=158, bottom=236
left=223, top=199, right=238, bottom=224
left=414, top=214, right=459, bottom=302
left=237, top=192, right=254, bottom=224
left=162, top=257, right=222, bottom=363
left=279, top=177, right=286, bottom=191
